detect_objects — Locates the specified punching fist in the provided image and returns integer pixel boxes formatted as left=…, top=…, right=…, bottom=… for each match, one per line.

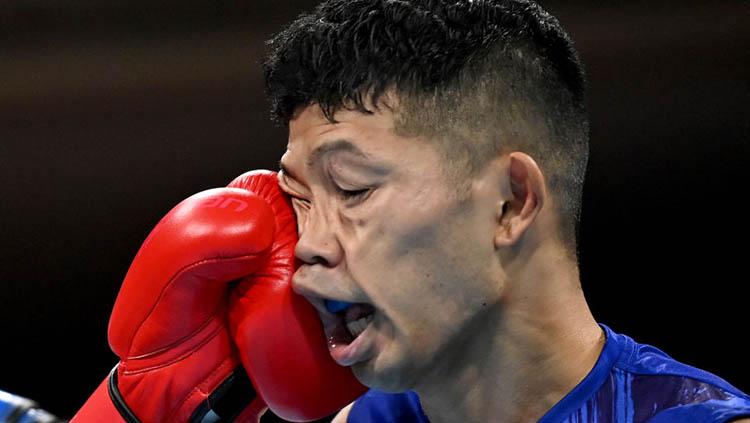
left=226, top=171, right=366, bottom=422
left=72, top=170, right=366, bottom=422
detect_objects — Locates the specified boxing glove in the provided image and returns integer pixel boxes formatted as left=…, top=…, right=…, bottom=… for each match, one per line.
left=72, top=170, right=366, bottom=422
left=226, top=171, right=366, bottom=422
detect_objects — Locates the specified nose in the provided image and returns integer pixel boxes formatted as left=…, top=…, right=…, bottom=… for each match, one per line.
left=294, top=205, right=343, bottom=267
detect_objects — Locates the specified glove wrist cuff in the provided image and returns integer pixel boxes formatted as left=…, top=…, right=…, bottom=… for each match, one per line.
left=108, top=364, right=257, bottom=423
left=108, top=365, right=140, bottom=423
left=189, top=368, right=258, bottom=422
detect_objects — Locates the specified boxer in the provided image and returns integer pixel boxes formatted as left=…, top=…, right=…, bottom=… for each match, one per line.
left=261, top=0, right=750, bottom=421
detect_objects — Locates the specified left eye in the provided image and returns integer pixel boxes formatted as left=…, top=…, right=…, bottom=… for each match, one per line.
left=337, top=187, right=369, bottom=200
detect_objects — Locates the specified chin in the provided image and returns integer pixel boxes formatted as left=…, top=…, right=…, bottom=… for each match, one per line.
left=352, top=343, right=420, bottom=393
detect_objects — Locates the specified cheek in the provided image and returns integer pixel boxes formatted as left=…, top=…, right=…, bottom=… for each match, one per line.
left=346, top=185, right=447, bottom=272
left=370, top=195, right=491, bottom=331
left=346, top=181, right=487, bottom=306
left=359, top=190, right=466, bottom=312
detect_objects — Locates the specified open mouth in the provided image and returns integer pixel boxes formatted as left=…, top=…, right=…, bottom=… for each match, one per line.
left=299, top=293, right=379, bottom=366
left=327, top=302, right=376, bottom=345
left=342, top=302, right=376, bottom=338
left=323, top=302, right=377, bottom=366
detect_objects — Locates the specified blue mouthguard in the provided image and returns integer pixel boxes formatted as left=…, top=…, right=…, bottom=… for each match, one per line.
left=325, top=299, right=354, bottom=314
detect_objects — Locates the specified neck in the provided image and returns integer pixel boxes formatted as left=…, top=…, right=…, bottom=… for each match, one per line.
left=414, top=241, right=605, bottom=423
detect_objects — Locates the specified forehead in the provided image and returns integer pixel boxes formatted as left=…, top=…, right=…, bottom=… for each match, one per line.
left=281, top=104, right=413, bottom=171
left=290, top=104, right=393, bottom=144
left=280, top=105, right=460, bottom=205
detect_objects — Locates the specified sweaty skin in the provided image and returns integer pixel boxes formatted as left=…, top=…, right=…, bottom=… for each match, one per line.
left=279, top=102, right=605, bottom=423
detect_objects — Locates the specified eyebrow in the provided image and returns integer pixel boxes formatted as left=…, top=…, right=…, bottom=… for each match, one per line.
left=278, top=139, right=368, bottom=182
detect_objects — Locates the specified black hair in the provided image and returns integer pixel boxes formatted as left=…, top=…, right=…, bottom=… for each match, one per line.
left=263, top=0, right=590, bottom=252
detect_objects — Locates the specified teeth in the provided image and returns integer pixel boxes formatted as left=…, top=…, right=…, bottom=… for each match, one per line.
left=346, top=313, right=374, bottom=338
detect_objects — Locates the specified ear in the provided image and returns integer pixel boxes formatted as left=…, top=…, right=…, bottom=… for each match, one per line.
left=494, top=152, right=547, bottom=248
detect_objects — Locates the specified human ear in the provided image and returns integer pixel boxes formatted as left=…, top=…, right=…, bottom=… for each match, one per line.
left=494, top=152, right=546, bottom=248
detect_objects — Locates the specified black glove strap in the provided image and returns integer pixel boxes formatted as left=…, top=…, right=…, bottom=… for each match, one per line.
left=188, top=367, right=257, bottom=423
left=107, top=365, right=140, bottom=423
left=107, top=365, right=256, bottom=423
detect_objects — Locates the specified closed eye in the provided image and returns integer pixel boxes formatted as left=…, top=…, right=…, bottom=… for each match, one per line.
left=336, top=187, right=369, bottom=201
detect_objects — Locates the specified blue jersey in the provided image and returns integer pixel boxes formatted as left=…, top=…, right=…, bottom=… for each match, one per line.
left=349, top=323, right=750, bottom=422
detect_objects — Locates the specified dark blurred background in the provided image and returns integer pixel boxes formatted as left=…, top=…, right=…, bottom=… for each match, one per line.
left=1, top=0, right=748, bottom=421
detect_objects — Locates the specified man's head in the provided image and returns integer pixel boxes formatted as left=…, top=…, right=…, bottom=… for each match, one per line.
left=266, top=0, right=589, bottom=251
left=266, top=0, right=590, bottom=392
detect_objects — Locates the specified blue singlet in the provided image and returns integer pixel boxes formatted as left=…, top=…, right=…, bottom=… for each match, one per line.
left=348, top=323, right=750, bottom=422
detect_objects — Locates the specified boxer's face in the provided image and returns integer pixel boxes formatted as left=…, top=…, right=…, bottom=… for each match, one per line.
left=279, top=104, right=504, bottom=392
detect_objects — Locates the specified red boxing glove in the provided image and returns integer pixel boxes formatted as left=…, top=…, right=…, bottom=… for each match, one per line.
left=227, top=171, right=366, bottom=422
left=72, top=170, right=366, bottom=422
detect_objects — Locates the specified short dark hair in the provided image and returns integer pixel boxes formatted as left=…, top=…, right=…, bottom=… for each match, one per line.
left=263, top=0, right=590, bottom=252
